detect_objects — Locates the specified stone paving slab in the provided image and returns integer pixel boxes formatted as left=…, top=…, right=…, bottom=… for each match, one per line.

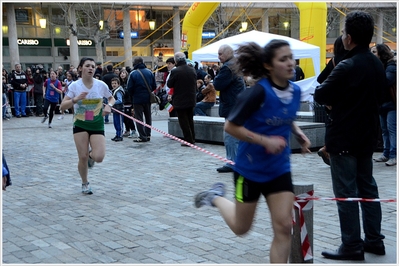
left=1, top=110, right=397, bottom=264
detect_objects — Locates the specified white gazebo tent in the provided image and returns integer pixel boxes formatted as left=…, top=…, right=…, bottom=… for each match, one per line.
left=192, top=30, right=321, bottom=102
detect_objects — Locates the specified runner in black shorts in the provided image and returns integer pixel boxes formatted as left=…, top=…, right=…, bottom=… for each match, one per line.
left=60, top=57, right=115, bottom=195
left=73, top=125, right=104, bottom=136
left=194, top=40, right=311, bottom=263
left=234, top=172, right=293, bottom=203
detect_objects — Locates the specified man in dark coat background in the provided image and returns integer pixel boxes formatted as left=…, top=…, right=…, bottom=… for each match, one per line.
left=127, top=57, right=157, bottom=142
left=314, top=11, right=386, bottom=261
left=213, top=44, right=245, bottom=172
left=167, top=52, right=197, bottom=146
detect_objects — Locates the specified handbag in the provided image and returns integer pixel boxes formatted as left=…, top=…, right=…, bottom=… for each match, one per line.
left=137, top=69, right=160, bottom=104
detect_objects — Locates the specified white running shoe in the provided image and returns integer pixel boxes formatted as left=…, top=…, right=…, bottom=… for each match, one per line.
left=385, top=158, right=396, bottom=166
left=82, top=182, right=93, bottom=194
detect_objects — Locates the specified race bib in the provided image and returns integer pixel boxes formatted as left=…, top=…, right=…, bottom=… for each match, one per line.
left=85, top=110, right=94, bottom=121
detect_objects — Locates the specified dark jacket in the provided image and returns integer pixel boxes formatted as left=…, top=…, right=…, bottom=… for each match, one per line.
left=314, top=45, right=386, bottom=157
left=33, top=73, right=44, bottom=94
left=213, top=58, right=245, bottom=118
left=167, top=61, right=197, bottom=110
left=127, top=63, right=156, bottom=105
left=10, top=71, right=27, bottom=92
left=380, top=60, right=397, bottom=105
left=208, top=68, right=219, bottom=79
left=102, top=72, right=118, bottom=91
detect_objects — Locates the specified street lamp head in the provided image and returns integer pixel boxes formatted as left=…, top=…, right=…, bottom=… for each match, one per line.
left=39, top=18, right=47, bottom=29
left=149, top=20, right=155, bottom=30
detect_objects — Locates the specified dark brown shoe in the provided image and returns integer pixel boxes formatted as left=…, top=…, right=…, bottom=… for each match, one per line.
left=317, top=146, right=330, bottom=166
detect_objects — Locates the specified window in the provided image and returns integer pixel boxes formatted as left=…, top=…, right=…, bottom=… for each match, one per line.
left=19, top=47, right=52, bottom=56
left=79, top=48, right=96, bottom=56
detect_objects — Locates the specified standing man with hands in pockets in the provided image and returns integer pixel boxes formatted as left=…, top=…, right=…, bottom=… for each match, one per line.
left=213, top=44, right=245, bottom=173
left=314, top=11, right=386, bottom=261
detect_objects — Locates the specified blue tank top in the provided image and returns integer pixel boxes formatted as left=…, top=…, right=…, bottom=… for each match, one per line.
left=45, top=79, right=60, bottom=103
left=235, top=78, right=301, bottom=182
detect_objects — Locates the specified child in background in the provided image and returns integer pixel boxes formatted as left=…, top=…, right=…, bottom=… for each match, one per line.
left=110, top=77, right=125, bottom=142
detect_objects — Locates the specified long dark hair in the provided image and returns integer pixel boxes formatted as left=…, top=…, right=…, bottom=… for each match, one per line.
left=333, top=35, right=347, bottom=63
left=374, top=43, right=394, bottom=68
left=235, top=40, right=290, bottom=80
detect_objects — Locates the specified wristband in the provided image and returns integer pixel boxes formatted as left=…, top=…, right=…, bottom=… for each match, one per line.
left=108, top=103, right=113, bottom=107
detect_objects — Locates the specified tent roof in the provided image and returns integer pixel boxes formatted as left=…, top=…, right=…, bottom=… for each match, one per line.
left=192, top=30, right=320, bottom=75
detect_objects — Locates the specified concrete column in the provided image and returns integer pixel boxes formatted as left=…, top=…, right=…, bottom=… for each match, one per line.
left=261, top=9, right=269, bottom=33
left=68, top=4, right=79, bottom=68
left=123, top=7, right=132, bottom=68
left=173, top=6, right=181, bottom=53
left=6, top=4, right=20, bottom=67
left=290, top=182, right=314, bottom=263
left=376, top=12, right=383, bottom=44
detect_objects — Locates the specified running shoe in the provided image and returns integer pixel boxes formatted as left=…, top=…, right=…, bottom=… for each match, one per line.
left=82, top=182, right=93, bottom=194
left=41, top=116, right=48, bottom=123
left=194, top=182, right=225, bottom=208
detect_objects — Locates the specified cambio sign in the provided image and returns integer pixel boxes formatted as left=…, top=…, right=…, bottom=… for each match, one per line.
left=66, top=39, right=93, bottom=46
left=17, top=39, right=39, bottom=45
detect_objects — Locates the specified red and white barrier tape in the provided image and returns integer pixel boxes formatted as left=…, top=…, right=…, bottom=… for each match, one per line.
left=108, top=105, right=235, bottom=166
left=295, top=196, right=396, bottom=203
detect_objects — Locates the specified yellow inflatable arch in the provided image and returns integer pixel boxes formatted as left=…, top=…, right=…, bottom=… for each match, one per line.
left=182, top=2, right=326, bottom=78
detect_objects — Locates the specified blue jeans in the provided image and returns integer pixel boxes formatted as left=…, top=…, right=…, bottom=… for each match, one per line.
left=113, top=112, right=124, bottom=137
left=14, top=91, right=27, bottom=116
left=224, top=130, right=239, bottom=169
left=329, top=153, right=384, bottom=249
left=103, top=97, right=109, bottom=122
left=194, top=101, right=214, bottom=116
left=2, top=93, right=7, bottom=118
left=379, top=102, right=396, bottom=159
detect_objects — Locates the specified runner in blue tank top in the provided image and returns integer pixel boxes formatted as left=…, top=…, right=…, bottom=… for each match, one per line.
left=194, top=40, right=311, bottom=263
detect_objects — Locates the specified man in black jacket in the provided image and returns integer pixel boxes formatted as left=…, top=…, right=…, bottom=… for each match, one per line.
left=10, top=63, right=28, bottom=118
left=127, top=57, right=157, bottom=142
left=314, top=11, right=386, bottom=261
left=167, top=52, right=197, bottom=145
left=33, top=67, right=45, bottom=116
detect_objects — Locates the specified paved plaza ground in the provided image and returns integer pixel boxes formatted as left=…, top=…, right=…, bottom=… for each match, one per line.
left=2, top=110, right=397, bottom=264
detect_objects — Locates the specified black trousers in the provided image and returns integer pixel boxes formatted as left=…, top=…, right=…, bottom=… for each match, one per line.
left=43, top=99, right=57, bottom=123
left=123, top=105, right=136, bottom=131
left=34, top=93, right=44, bottom=115
left=176, top=107, right=195, bottom=144
left=133, top=103, right=151, bottom=139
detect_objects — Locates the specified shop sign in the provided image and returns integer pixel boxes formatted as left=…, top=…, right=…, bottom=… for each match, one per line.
left=66, top=39, right=94, bottom=46
left=202, top=31, right=216, bottom=39
left=17, top=39, right=39, bottom=45
left=118, top=31, right=139, bottom=39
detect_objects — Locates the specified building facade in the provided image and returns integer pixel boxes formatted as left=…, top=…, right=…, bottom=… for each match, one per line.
left=2, top=2, right=397, bottom=72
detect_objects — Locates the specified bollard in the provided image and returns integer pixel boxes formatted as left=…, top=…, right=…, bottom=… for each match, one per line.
left=289, top=182, right=314, bottom=263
